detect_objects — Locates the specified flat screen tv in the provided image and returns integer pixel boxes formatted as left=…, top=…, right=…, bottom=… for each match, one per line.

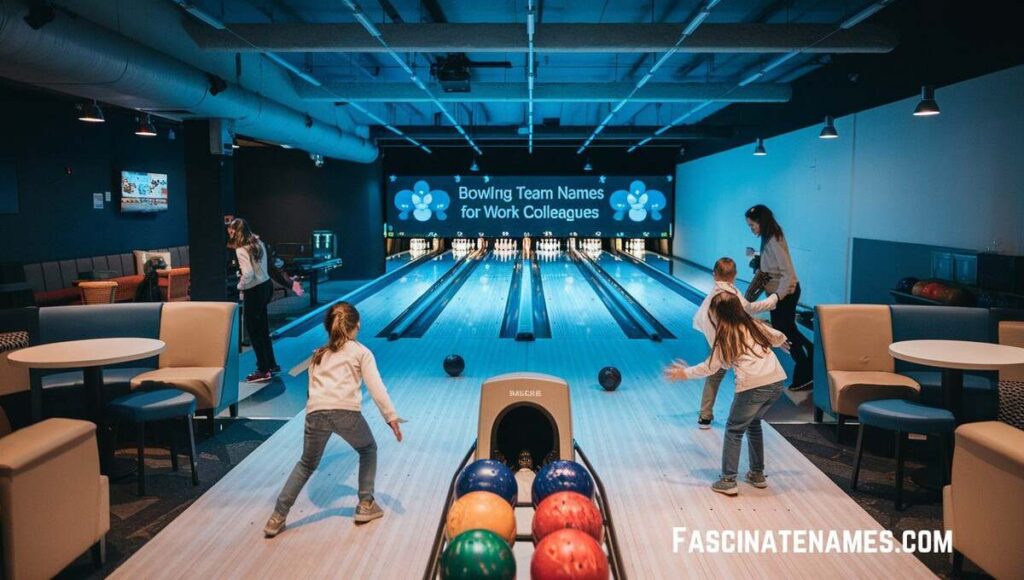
left=120, top=171, right=168, bottom=212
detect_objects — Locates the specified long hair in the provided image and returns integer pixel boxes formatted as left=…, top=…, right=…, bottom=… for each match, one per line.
left=709, top=292, right=775, bottom=366
left=227, top=217, right=263, bottom=261
left=744, top=204, right=784, bottom=246
left=311, top=302, right=360, bottom=367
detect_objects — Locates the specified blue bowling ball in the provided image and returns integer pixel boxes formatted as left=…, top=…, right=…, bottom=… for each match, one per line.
left=531, top=460, right=595, bottom=507
left=455, top=459, right=519, bottom=506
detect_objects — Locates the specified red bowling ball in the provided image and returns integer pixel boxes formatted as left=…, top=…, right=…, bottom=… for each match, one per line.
left=532, top=492, right=604, bottom=544
left=531, top=528, right=609, bottom=580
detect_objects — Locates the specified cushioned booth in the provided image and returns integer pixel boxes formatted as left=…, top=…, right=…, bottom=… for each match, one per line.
left=814, top=305, right=920, bottom=435
left=0, top=414, right=109, bottom=580
left=0, top=308, right=39, bottom=430
left=943, top=421, right=1024, bottom=579
left=814, top=305, right=1013, bottom=425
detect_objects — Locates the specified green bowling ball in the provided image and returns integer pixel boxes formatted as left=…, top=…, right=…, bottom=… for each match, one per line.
left=441, top=529, right=516, bottom=579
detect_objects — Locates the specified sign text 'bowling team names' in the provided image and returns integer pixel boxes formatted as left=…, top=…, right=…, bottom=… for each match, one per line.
left=458, top=185, right=605, bottom=222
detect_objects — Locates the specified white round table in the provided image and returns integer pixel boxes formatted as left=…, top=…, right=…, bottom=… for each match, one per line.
left=889, top=339, right=1024, bottom=421
left=8, top=338, right=165, bottom=470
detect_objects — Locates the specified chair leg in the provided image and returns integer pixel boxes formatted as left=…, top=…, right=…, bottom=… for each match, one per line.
left=937, top=433, right=952, bottom=486
left=813, top=407, right=823, bottom=423
left=851, top=424, right=865, bottom=490
left=836, top=414, right=846, bottom=443
left=169, top=422, right=179, bottom=472
left=204, top=408, right=216, bottom=437
left=951, top=549, right=964, bottom=577
left=186, top=415, right=199, bottom=486
left=229, top=403, right=239, bottom=418
left=894, top=430, right=905, bottom=511
left=90, top=536, right=106, bottom=568
left=136, top=422, right=146, bottom=496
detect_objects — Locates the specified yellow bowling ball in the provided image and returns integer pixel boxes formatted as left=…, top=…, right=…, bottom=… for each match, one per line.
left=445, top=491, right=517, bottom=545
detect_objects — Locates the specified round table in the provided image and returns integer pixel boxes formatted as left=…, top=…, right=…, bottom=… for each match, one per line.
left=8, top=338, right=166, bottom=471
left=889, top=340, right=1024, bottom=421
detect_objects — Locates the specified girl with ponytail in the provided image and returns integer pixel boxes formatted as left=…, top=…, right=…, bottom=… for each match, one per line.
left=265, top=302, right=404, bottom=537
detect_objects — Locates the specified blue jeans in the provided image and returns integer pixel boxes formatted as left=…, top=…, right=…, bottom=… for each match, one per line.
left=721, top=381, right=783, bottom=480
left=274, top=410, right=378, bottom=516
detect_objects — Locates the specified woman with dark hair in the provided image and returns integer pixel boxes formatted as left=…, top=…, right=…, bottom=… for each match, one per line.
left=228, top=217, right=278, bottom=383
left=744, top=204, right=813, bottom=390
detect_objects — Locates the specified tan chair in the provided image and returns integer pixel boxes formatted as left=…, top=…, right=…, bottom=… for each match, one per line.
left=817, top=305, right=920, bottom=439
left=78, top=280, right=118, bottom=305
left=943, top=421, right=1024, bottom=578
left=1000, top=321, right=1024, bottom=382
left=0, top=413, right=110, bottom=580
left=158, top=267, right=191, bottom=302
left=130, top=302, right=240, bottom=434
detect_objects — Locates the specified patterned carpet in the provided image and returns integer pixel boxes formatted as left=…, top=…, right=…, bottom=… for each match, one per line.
left=56, top=418, right=286, bottom=579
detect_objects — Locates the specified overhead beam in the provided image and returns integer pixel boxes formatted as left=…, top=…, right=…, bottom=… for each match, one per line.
left=185, top=22, right=896, bottom=54
left=298, top=82, right=791, bottom=103
left=370, top=125, right=734, bottom=141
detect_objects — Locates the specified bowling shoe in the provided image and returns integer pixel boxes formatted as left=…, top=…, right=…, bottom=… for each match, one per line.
left=745, top=472, right=768, bottom=489
left=354, top=499, right=384, bottom=524
left=264, top=512, right=286, bottom=538
left=697, top=418, right=712, bottom=430
left=711, top=479, right=739, bottom=496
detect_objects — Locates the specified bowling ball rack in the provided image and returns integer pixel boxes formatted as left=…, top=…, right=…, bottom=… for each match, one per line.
left=423, top=439, right=627, bottom=579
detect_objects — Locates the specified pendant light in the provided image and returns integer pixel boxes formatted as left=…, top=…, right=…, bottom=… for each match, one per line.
left=134, top=114, right=157, bottom=137
left=78, top=100, right=105, bottom=123
left=913, top=85, right=940, bottom=116
left=819, top=116, right=838, bottom=139
left=753, top=137, right=767, bottom=156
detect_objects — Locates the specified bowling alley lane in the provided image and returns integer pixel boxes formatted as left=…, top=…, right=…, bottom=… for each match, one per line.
left=537, top=254, right=624, bottom=340
left=424, top=253, right=517, bottom=340
left=595, top=251, right=699, bottom=334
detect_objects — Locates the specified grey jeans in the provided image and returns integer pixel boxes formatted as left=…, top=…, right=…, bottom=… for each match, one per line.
left=274, top=410, right=378, bottom=516
left=699, top=368, right=728, bottom=421
left=721, top=381, right=783, bottom=480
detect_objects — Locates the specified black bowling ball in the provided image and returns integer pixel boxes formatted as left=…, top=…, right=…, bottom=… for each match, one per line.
left=444, top=354, right=465, bottom=377
left=598, top=366, right=621, bottom=391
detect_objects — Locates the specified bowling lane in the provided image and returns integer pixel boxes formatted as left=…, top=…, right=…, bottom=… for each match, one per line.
left=595, top=251, right=699, bottom=335
left=424, top=252, right=518, bottom=340
left=537, top=254, right=623, bottom=340
left=358, top=252, right=459, bottom=331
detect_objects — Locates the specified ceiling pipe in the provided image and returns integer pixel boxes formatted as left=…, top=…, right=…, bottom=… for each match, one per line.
left=577, top=0, right=722, bottom=155
left=0, top=0, right=377, bottom=163
left=625, top=0, right=898, bottom=154
left=340, top=0, right=481, bottom=155
left=526, top=0, right=535, bottom=153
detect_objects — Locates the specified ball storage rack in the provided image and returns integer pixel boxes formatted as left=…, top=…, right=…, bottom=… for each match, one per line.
left=423, top=439, right=628, bottom=579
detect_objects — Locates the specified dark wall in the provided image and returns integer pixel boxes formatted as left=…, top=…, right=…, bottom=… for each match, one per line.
left=234, top=148, right=385, bottom=280
left=850, top=238, right=974, bottom=305
left=381, top=145, right=679, bottom=177
left=0, top=83, right=188, bottom=264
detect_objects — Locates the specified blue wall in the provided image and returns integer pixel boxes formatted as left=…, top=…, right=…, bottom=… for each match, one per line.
left=0, top=84, right=188, bottom=264
left=674, top=65, right=1024, bottom=305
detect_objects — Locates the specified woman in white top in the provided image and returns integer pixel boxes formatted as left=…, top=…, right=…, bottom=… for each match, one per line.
left=744, top=204, right=813, bottom=390
left=227, top=218, right=278, bottom=382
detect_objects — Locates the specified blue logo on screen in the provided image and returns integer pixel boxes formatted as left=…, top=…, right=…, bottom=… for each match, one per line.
left=610, top=180, right=666, bottom=222
left=394, top=180, right=450, bottom=222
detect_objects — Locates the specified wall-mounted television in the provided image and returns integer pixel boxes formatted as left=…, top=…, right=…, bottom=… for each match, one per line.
left=120, top=171, right=168, bottom=212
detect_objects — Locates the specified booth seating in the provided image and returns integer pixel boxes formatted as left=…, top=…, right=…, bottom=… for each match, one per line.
left=852, top=399, right=955, bottom=510
left=0, top=308, right=39, bottom=430
left=0, top=412, right=109, bottom=580
left=998, top=321, right=1024, bottom=428
left=0, top=303, right=238, bottom=431
left=814, top=305, right=921, bottom=439
left=814, top=305, right=1022, bottom=428
left=943, top=421, right=1024, bottom=579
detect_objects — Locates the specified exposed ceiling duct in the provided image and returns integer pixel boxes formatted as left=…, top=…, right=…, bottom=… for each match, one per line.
left=0, top=0, right=378, bottom=163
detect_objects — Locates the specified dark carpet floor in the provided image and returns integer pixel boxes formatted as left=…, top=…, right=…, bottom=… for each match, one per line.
left=56, top=418, right=286, bottom=579
left=774, top=423, right=990, bottom=579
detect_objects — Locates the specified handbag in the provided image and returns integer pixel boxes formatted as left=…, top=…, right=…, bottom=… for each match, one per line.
left=745, top=270, right=770, bottom=302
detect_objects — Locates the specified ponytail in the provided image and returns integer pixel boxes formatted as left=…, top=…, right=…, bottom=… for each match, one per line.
left=311, top=302, right=361, bottom=366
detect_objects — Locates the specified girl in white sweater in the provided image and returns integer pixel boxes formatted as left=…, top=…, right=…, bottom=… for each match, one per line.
left=265, top=302, right=404, bottom=537
left=666, top=292, right=788, bottom=496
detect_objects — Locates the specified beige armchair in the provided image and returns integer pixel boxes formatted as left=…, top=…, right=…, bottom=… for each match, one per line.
left=943, top=420, right=1024, bottom=578
left=0, top=415, right=109, bottom=579
left=817, top=305, right=920, bottom=438
left=130, top=302, right=240, bottom=433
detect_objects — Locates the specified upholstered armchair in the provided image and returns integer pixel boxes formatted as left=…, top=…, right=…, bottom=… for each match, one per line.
left=0, top=415, right=109, bottom=579
left=815, top=305, right=920, bottom=439
left=130, top=302, right=239, bottom=433
left=158, top=267, right=191, bottom=302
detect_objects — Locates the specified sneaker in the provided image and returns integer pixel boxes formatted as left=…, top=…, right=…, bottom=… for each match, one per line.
left=246, top=370, right=272, bottom=383
left=697, top=417, right=712, bottom=430
left=264, top=512, right=286, bottom=538
left=745, top=471, right=768, bottom=489
left=787, top=380, right=812, bottom=391
left=354, top=499, right=384, bottom=524
left=711, top=479, right=738, bottom=496
left=269, top=366, right=282, bottom=375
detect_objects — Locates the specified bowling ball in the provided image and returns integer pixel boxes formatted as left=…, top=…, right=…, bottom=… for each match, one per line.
left=531, top=528, right=609, bottom=580
left=456, top=459, right=519, bottom=506
left=597, top=367, right=621, bottom=391
left=896, top=277, right=919, bottom=293
left=922, top=282, right=943, bottom=300
left=533, top=491, right=604, bottom=543
left=441, top=529, right=516, bottom=580
left=911, top=281, right=929, bottom=297
left=444, top=354, right=465, bottom=377
left=445, top=491, right=517, bottom=544
left=532, top=460, right=595, bottom=507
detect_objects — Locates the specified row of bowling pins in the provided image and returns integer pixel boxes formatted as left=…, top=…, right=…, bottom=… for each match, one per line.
left=451, top=238, right=476, bottom=252
left=580, top=239, right=602, bottom=252
left=626, top=239, right=646, bottom=252
left=536, top=238, right=562, bottom=252
left=409, top=238, right=429, bottom=251
left=493, top=238, right=518, bottom=252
